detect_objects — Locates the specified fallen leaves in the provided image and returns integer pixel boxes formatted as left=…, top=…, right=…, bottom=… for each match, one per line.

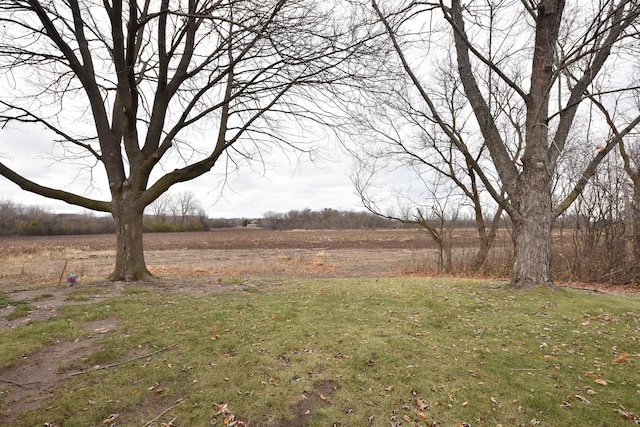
left=160, top=417, right=177, bottom=427
left=103, top=413, right=119, bottom=424
left=148, top=385, right=164, bottom=393
left=416, top=398, right=428, bottom=410
left=212, top=402, right=247, bottom=427
left=612, top=352, right=630, bottom=364
left=613, top=406, right=640, bottom=424
left=574, top=394, right=590, bottom=404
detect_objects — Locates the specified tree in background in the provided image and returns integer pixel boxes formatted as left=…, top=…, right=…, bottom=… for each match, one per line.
left=0, top=0, right=373, bottom=280
left=349, top=51, right=506, bottom=272
left=144, top=191, right=207, bottom=231
left=369, top=0, right=640, bottom=289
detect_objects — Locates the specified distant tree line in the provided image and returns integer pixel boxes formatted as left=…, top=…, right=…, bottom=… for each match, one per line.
left=261, top=208, right=414, bottom=230
left=143, top=191, right=210, bottom=232
left=0, top=192, right=210, bottom=235
left=0, top=199, right=425, bottom=235
left=0, top=199, right=114, bottom=236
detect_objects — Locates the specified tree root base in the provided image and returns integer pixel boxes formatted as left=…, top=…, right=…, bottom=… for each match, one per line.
left=108, top=271, right=157, bottom=283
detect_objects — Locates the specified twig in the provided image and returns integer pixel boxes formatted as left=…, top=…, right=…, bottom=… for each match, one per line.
left=142, top=403, right=181, bottom=427
left=306, top=321, right=317, bottom=330
left=0, top=377, right=28, bottom=388
left=69, top=345, right=175, bottom=377
left=507, top=368, right=542, bottom=371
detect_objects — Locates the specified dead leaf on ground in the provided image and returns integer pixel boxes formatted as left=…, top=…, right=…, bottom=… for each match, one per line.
left=103, top=413, right=119, bottom=423
left=213, top=402, right=247, bottom=426
left=416, top=398, right=428, bottom=410
left=612, top=352, right=630, bottom=364
left=614, top=408, right=637, bottom=420
left=575, top=394, right=590, bottom=404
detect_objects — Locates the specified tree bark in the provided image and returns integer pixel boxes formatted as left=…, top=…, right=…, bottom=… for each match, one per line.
left=511, top=169, right=555, bottom=289
left=109, top=185, right=152, bottom=281
left=508, top=0, right=563, bottom=289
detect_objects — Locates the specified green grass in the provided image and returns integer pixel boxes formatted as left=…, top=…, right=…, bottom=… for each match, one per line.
left=0, top=291, right=33, bottom=320
left=1, top=278, right=639, bottom=426
left=31, top=293, right=54, bottom=302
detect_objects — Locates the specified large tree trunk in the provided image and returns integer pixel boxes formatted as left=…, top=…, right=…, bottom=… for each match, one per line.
left=507, top=0, right=562, bottom=290
left=109, top=188, right=152, bottom=281
left=511, top=166, right=555, bottom=289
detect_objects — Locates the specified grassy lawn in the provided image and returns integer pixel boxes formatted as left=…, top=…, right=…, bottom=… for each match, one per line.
left=1, top=277, right=639, bottom=426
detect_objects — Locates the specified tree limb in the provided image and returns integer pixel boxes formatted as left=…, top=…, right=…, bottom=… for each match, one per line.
left=0, top=162, right=110, bottom=212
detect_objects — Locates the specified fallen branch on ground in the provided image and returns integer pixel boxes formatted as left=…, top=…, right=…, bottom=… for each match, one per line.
left=142, top=401, right=182, bottom=427
left=0, top=377, right=28, bottom=388
left=69, top=345, right=175, bottom=377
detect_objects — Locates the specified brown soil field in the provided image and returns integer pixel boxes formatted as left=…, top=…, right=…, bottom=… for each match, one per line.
left=0, top=227, right=447, bottom=252
left=0, top=228, right=454, bottom=325
left=0, top=228, right=452, bottom=286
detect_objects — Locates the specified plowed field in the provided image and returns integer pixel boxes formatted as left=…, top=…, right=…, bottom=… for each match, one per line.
left=0, top=228, right=455, bottom=286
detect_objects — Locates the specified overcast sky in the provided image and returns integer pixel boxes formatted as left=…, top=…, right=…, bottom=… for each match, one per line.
left=0, top=127, right=368, bottom=218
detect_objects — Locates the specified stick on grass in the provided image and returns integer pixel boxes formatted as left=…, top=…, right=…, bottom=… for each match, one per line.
left=0, top=377, right=28, bottom=388
left=142, top=404, right=181, bottom=427
left=69, top=345, right=175, bottom=377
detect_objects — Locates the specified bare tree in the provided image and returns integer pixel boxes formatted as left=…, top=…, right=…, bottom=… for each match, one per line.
left=175, top=191, right=198, bottom=224
left=349, top=54, right=506, bottom=272
left=148, top=193, right=172, bottom=223
left=370, top=0, right=640, bottom=289
left=354, top=160, right=462, bottom=272
left=0, top=0, right=372, bottom=280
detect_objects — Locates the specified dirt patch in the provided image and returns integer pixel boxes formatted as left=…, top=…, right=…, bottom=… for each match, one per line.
left=282, top=379, right=340, bottom=427
left=0, top=282, right=125, bottom=330
left=0, top=318, right=119, bottom=423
